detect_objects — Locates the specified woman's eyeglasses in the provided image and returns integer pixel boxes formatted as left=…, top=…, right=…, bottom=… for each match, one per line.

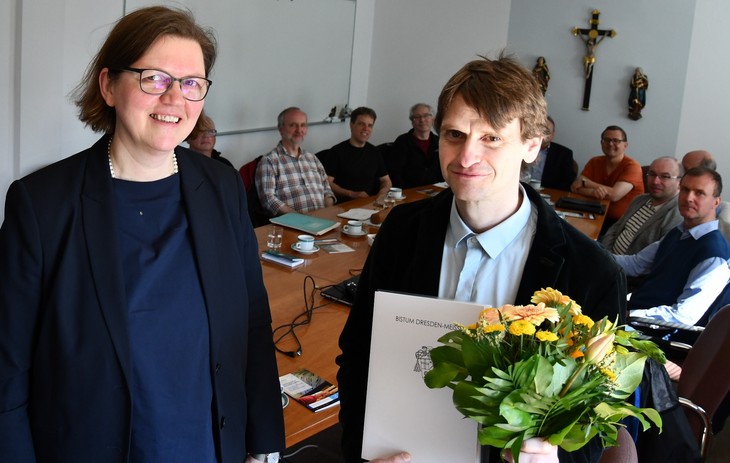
left=116, top=67, right=212, bottom=101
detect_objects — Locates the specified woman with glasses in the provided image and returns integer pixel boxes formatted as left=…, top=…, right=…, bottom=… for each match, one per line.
left=0, top=6, right=283, bottom=463
left=186, top=113, right=235, bottom=168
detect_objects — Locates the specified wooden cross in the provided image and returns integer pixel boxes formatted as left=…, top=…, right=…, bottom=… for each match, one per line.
left=572, top=9, right=616, bottom=110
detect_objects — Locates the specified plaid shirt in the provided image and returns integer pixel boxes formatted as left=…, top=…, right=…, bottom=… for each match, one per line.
left=255, top=142, right=335, bottom=216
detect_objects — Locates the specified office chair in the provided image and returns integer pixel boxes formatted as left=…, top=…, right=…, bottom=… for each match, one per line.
left=598, top=427, right=638, bottom=463
left=675, top=304, right=730, bottom=459
left=238, top=156, right=270, bottom=228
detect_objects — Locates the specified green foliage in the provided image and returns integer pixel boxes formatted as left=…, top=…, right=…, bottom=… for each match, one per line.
left=424, top=289, right=664, bottom=461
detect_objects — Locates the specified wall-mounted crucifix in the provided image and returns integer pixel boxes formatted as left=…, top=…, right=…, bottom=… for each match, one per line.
left=572, top=9, right=616, bottom=110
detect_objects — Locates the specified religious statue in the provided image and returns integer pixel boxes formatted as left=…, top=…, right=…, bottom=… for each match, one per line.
left=532, top=56, right=550, bottom=95
left=628, top=68, right=648, bottom=120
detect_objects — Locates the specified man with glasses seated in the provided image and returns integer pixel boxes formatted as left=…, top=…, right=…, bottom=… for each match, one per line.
left=614, top=167, right=730, bottom=333
left=571, top=125, right=645, bottom=231
left=186, top=113, right=234, bottom=168
left=386, top=103, right=443, bottom=188
left=255, top=107, right=335, bottom=217
left=601, top=156, right=683, bottom=255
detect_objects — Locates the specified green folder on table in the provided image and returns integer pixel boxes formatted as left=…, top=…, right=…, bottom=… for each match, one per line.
left=269, top=213, right=340, bottom=236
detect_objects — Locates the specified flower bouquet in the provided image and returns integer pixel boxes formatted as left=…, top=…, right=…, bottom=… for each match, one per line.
left=424, top=288, right=665, bottom=462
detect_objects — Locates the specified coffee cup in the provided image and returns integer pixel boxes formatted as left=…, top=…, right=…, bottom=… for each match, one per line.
left=388, top=187, right=403, bottom=199
left=529, top=179, right=542, bottom=191
left=295, top=234, right=315, bottom=251
left=344, top=220, right=363, bottom=235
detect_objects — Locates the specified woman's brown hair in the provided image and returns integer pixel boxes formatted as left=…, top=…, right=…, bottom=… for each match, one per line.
left=72, top=6, right=217, bottom=134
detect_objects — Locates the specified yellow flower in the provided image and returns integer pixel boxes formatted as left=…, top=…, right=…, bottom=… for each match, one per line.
left=483, top=323, right=506, bottom=334
left=600, top=367, right=617, bottom=382
left=500, top=303, right=560, bottom=325
left=573, top=314, right=595, bottom=329
left=531, top=287, right=582, bottom=314
left=509, top=320, right=536, bottom=336
left=536, top=330, right=559, bottom=342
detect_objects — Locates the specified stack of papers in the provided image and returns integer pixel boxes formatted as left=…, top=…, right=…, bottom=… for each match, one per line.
left=337, top=208, right=378, bottom=221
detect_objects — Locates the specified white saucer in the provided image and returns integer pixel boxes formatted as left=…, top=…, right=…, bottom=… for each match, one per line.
left=281, top=393, right=289, bottom=409
left=342, top=227, right=368, bottom=237
left=291, top=243, right=320, bottom=254
left=393, top=195, right=406, bottom=201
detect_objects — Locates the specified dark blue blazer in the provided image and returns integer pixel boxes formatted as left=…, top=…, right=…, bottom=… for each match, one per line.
left=0, top=136, right=284, bottom=462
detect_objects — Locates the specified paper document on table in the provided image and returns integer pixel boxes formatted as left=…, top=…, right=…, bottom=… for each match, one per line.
left=362, top=291, right=482, bottom=463
left=337, top=208, right=378, bottom=221
left=319, top=242, right=354, bottom=254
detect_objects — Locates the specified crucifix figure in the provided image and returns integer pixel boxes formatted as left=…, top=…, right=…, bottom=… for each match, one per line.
left=572, top=9, right=616, bottom=110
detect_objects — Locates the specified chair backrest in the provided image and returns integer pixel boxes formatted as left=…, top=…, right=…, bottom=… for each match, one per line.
left=598, top=427, right=638, bottom=463
left=239, top=155, right=262, bottom=192
left=641, top=165, right=650, bottom=192
left=678, top=304, right=730, bottom=441
left=717, top=201, right=730, bottom=242
left=238, top=156, right=269, bottom=228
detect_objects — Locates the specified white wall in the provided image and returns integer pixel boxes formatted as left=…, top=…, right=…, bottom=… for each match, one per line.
left=1, top=1, right=16, bottom=215
left=677, top=0, right=730, bottom=185
left=4, top=0, right=730, bottom=224
left=365, top=0, right=512, bottom=145
left=213, top=0, right=376, bottom=165
left=507, top=0, right=695, bottom=173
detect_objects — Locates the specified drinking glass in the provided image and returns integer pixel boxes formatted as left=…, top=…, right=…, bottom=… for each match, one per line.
left=267, top=225, right=283, bottom=250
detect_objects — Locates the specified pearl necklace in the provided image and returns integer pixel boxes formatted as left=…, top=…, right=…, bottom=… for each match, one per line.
left=107, top=137, right=178, bottom=179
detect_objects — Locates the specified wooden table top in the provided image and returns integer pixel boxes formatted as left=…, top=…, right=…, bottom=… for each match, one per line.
left=257, top=186, right=440, bottom=447
left=258, top=184, right=606, bottom=447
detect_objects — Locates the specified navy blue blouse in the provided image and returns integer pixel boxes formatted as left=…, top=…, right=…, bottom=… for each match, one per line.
left=114, top=175, right=216, bottom=463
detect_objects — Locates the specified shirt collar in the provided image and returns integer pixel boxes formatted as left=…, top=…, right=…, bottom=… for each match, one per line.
left=276, top=141, right=302, bottom=158
left=678, top=219, right=720, bottom=240
left=447, top=184, right=533, bottom=258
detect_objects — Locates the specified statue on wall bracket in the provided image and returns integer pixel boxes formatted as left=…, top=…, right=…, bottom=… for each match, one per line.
left=628, top=68, right=648, bottom=120
left=532, top=56, right=550, bottom=95
left=572, top=9, right=616, bottom=110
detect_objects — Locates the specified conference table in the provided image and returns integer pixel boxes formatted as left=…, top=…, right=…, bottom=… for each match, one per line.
left=256, top=186, right=440, bottom=447
left=255, top=184, right=609, bottom=448
left=539, top=187, right=610, bottom=240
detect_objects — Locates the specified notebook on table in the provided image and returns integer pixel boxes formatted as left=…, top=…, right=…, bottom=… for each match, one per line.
left=269, top=212, right=340, bottom=235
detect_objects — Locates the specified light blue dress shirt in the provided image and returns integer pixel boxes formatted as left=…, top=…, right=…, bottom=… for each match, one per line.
left=614, top=220, right=730, bottom=325
left=439, top=185, right=537, bottom=307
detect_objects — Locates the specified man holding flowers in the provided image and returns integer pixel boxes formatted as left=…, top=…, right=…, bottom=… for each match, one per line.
left=337, top=53, right=628, bottom=463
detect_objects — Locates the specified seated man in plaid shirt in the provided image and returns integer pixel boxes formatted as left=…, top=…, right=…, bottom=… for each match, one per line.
left=255, top=107, right=336, bottom=216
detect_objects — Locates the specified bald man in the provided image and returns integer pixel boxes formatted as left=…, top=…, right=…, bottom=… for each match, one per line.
left=682, top=150, right=717, bottom=171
